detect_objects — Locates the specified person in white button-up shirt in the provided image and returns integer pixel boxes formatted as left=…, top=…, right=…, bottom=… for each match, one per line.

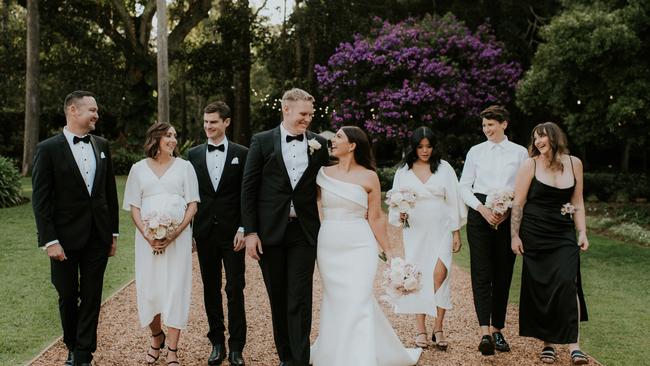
left=459, top=105, right=528, bottom=356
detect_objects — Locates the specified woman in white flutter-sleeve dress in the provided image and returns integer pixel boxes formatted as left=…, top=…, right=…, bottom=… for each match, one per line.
left=123, top=122, right=199, bottom=365
left=389, top=126, right=467, bottom=351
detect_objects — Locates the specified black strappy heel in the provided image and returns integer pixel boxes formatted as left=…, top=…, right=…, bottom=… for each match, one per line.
left=146, top=330, right=166, bottom=364
left=167, top=347, right=180, bottom=365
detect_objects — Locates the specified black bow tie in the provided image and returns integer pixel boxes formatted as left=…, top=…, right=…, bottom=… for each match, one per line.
left=286, top=134, right=304, bottom=143
left=208, top=144, right=225, bottom=152
left=73, top=135, right=91, bottom=144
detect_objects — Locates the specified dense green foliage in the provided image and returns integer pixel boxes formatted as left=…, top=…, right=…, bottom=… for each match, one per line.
left=0, top=156, right=25, bottom=208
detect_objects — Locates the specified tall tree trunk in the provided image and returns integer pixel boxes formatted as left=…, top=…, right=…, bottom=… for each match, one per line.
left=306, top=21, right=316, bottom=91
left=621, top=139, right=631, bottom=173
left=232, top=0, right=251, bottom=146
left=156, top=0, right=169, bottom=123
left=293, top=0, right=303, bottom=78
left=22, top=0, right=39, bottom=176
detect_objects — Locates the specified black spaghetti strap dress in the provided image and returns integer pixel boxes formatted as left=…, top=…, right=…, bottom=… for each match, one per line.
left=519, top=158, right=587, bottom=344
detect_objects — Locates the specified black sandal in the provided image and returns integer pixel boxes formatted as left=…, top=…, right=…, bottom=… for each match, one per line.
left=540, top=346, right=556, bottom=363
left=571, top=350, right=589, bottom=365
left=167, top=347, right=180, bottom=365
left=432, top=330, right=449, bottom=351
left=146, top=330, right=166, bottom=364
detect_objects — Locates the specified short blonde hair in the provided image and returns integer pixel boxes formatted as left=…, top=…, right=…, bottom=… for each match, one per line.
left=281, top=88, right=315, bottom=107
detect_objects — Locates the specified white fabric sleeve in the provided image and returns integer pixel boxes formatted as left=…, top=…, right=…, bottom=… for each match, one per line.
left=122, top=163, right=142, bottom=211
left=459, top=148, right=481, bottom=211
left=443, top=162, right=468, bottom=231
left=183, top=160, right=201, bottom=204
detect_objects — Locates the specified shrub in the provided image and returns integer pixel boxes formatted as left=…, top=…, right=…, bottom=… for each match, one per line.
left=583, top=172, right=649, bottom=202
left=0, top=156, right=25, bottom=208
left=111, top=146, right=144, bottom=175
left=377, top=165, right=399, bottom=191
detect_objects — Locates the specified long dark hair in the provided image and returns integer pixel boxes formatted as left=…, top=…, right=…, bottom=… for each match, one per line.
left=144, top=122, right=179, bottom=158
left=341, top=126, right=376, bottom=171
left=401, top=126, right=441, bottom=174
left=529, top=122, right=569, bottom=172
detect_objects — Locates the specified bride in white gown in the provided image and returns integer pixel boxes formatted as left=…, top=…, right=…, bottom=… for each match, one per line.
left=310, top=126, right=422, bottom=366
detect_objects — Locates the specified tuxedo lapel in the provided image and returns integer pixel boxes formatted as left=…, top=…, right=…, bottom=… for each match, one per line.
left=58, top=134, right=90, bottom=196
left=89, top=136, right=102, bottom=196
left=273, top=127, right=292, bottom=186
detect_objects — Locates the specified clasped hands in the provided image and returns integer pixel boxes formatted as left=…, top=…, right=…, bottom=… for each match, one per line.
left=477, top=204, right=509, bottom=227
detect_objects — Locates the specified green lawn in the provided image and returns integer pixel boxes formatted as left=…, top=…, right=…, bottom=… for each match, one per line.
left=0, top=177, right=136, bottom=365
left=454, top=230, right=650, bottom=366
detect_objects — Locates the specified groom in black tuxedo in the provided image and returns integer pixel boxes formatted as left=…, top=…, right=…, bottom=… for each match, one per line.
left=188, top=101, right=249, bottom=366
left=242, top=88, right=329, bottom=366
left=32, top=91, right=119, bottom=366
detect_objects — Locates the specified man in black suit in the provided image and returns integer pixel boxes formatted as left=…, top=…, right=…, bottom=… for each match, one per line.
left=241, top=88, right=329, bottom=366
left=32, top=91, right=119, bottom=366
left=187, top=101, right=249, bottom=366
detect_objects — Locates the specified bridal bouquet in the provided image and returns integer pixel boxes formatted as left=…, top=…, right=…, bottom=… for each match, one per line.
left=385, top=187, right=417, bottom=228
left=485, top=189, right=514, bottom=230
left=142, top=211, right=180, bottom=255
left=382, top=258, right=422, bottom=304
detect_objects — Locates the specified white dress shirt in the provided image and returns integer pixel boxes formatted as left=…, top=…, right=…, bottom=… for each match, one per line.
left=280, top=123, right=309, bottom=217
left=206, top=137, right=229, bottom=192
left=63, top=126, right=96, bottom=195
left=459, top=136, right=529, bottom=210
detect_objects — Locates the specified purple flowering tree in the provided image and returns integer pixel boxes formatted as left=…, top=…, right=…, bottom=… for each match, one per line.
left=316, top=14, right=522, bottom=142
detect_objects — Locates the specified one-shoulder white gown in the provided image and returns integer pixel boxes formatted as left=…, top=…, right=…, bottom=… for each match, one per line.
left=310, top=168, right=422, bottom=366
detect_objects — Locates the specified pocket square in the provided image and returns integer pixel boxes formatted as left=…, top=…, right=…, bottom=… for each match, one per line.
left=231, top=157, right=239, bottom=164
left=100, top=152, right=106, bottom=159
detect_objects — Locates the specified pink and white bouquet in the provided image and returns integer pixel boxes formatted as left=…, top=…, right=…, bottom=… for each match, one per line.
left=485, top=188, right=514, bottom=230
left=561, top=202, right=576, bottom=219
left=382, top=257, right=422, bottom=304
left=385, top=187, right=417, bottom=228
left=142, top=211, right=180, bottom=255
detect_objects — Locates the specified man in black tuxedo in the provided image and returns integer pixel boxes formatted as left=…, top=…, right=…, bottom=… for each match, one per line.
left=187, top=101, right=249, bottom=366
left=241, top=88, right=329, bottom=366
left=32, top=91, right=119, bottom=366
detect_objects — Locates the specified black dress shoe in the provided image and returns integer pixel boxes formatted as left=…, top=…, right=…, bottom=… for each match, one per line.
left=228, top=351, right=245, bottom=365
left=208, top=344, right=226, bottom=365
left=64, top=351, right=74, bottom=366
left=74, top=363, right=91, bottom=366
left=492, top=332, right=511, bottom=352
left=478, top=335, right=495, bottom=355
left=279, top=362, right=291, bottom=366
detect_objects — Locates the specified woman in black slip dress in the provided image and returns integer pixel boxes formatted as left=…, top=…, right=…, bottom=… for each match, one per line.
left=510, top=122, right=590, bottom=365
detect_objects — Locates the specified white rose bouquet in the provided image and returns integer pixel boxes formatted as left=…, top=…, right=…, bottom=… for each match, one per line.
left=142, top=210, right=180, bottom=255
left=485, top=188, right=514, bottom=230
left=382, top=257, right=422, bottom=304
left=385, top=187, right=417, bottom=228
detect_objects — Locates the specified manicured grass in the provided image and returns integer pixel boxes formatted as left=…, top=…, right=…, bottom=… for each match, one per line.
left=453, top=229, right=650, bottom=366
left=0, top=177, right=136, bottom=365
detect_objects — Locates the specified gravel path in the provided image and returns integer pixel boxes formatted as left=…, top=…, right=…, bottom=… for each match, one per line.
left=31, top=227, right=600, bottom=365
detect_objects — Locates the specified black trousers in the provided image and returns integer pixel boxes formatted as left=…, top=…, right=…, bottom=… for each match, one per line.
left=467, top=195, right=516, bottom=330
left=196, top=229, right=247, bottom=351
left=259, top=220, right=316, bottom=366
left=50, top=226, right=109, bottom=364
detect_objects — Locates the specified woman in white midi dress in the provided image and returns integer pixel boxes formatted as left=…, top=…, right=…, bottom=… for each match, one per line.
left=310, top=126, right=421, bottom=366
left=388, top=127, right=467, bottom=350
left=123, top=123, right=199, bottom=365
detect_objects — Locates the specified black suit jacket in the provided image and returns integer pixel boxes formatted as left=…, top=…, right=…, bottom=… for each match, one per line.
left=32, top=133, right=119, bottom=250
left=188, top=141, right=248, bottom=242
left=241, top=126, right=329, bottom=246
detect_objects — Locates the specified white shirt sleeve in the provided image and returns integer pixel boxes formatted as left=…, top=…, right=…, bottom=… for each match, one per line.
left=442, top=161, right=468, bottom=231
left=459, top=147, right=482, bottom=210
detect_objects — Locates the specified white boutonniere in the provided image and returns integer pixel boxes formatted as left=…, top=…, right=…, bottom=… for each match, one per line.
left=308, top=138, right=322, bottom=155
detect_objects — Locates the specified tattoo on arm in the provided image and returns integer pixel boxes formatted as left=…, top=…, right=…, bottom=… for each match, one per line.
left=511, top=204, right=523, bottom=237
